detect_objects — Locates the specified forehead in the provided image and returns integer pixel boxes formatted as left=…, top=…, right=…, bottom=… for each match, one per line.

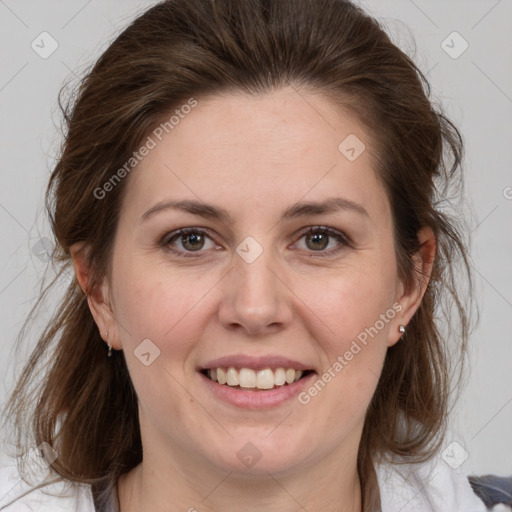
left=120, top=87, right=390, bottom=225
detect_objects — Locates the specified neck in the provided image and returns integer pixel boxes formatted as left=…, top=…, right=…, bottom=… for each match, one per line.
left=118, top=447, right=365, bottom=512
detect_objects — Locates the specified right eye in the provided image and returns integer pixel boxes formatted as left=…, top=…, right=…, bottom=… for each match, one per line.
left=161, top=227, right=220, bottom=257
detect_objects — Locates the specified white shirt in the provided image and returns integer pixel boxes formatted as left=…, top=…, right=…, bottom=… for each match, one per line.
left=0, top=453, right=488, bottom=511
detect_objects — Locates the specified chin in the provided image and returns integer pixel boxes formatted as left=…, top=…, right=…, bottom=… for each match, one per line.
left=203, top=434, right=309, bottom=476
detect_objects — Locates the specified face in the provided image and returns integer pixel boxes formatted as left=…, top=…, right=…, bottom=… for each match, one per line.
left=92, top=87, right=413, bottom=478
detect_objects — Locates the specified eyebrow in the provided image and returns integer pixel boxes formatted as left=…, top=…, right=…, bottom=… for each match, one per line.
left=140, top=197, right=369, bottom=223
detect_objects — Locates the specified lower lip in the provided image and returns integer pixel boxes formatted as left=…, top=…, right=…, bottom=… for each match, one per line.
left=199, top=371, right=316, bottom=409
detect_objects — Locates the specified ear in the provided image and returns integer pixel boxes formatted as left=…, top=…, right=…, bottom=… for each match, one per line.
left=70, top=242, right=121, bottom=350
left=388, top=226, right=437, bottom=347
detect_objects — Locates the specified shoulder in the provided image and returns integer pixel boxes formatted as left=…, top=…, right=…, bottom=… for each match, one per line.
left=0, top=461, right=95, bottom=511
left=374, top=452, right=488, bottom=512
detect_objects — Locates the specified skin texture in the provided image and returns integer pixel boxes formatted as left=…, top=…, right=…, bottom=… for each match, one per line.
left=72, top=87, right=436, bottom=512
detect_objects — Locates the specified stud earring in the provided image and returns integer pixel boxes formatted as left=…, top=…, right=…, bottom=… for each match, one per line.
left=105, top=332, right=112, bottom=357
left=398, top=325, right=406, bottom=334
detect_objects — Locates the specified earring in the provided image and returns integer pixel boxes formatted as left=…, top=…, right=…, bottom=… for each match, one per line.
left=105, top=332, right=112, bottom=357
left=398, top=325, right=406, bottom=334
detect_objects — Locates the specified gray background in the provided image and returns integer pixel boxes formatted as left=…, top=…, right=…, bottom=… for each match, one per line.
left=0, top=0, right=511, bottom=477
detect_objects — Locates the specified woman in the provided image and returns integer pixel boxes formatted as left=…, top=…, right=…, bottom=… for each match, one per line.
left=0, top=0, right=487, bottom=510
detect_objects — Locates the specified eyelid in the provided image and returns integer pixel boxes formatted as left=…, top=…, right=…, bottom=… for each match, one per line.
left=295, top=225, right=351, bottom=243
left=161, top=227, right=214, bottom=245
left=290, top=225, right=351, bottom=257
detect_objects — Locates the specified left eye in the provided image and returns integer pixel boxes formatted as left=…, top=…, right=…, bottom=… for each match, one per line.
left=293, top=227, right=348, bottom=255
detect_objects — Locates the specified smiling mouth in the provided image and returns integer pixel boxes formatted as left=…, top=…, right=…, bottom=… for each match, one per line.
left=201, top=367, right=315, bottom=391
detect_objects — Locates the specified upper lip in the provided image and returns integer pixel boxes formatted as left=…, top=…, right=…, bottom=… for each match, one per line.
left=200, top=354, right=315, bottom=372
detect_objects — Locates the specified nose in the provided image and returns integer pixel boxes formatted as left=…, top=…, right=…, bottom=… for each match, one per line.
left=218, top=245, right=293, bottom=336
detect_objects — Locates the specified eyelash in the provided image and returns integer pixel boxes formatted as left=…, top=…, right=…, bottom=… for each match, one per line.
left=160, top=226, right=350, bottom=259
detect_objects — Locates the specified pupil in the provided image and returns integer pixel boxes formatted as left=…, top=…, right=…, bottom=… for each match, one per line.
left=183, top=233, right=203, bottom=250
left=307, top=232, right=328, bottom=250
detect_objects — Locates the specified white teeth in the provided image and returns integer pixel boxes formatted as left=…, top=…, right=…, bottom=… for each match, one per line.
left=239, top=368, right=256, bottom=388
left=256, top=369, right=274, bottom=389
left=217, top=367, right=227, bottom=385
left=274, top=368, right=286, bottom=386
left=206, top=367, right=307, bottom=390
left=226, top=367, right=239, bottom=386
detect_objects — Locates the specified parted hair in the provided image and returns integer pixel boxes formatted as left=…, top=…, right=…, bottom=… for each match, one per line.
left=3, top=0, right=473, bottom=506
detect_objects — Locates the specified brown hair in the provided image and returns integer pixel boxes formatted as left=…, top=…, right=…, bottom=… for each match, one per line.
left=2, top=0, right=474, bottom=505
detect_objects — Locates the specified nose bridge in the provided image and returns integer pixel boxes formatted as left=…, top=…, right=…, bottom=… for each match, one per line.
left=219, top=236, right=292, bottom=333
left=233, top=240, right=280, bottom=308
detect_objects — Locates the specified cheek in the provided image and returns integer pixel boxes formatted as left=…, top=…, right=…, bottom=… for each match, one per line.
left=306, top=263, right=397, bottom=346
left=298, top=257, right=397, bottom=395
left=110, top=266, right=213, bottom=414
left=111, top=254, right=214, bottom=355
left=296, top=275, right=395, bottom=439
